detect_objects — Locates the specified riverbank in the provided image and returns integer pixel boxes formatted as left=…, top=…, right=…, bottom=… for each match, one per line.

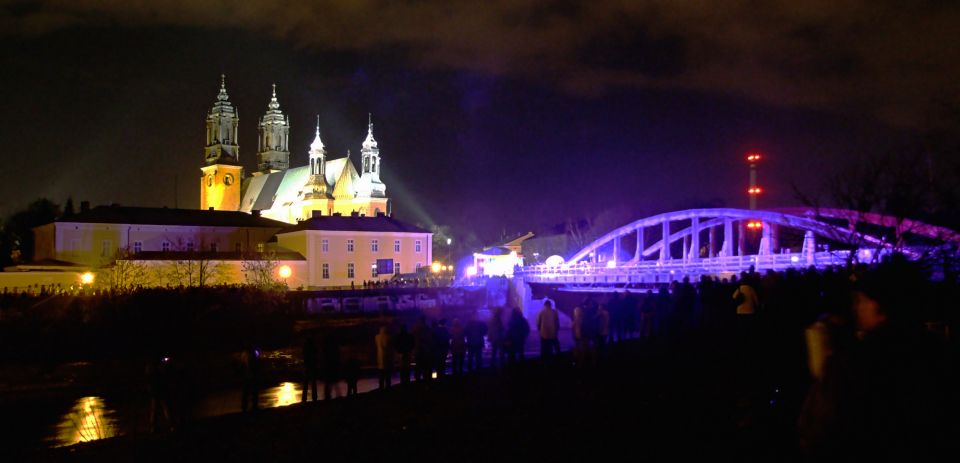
left=22, top=335, right=807, bottom=462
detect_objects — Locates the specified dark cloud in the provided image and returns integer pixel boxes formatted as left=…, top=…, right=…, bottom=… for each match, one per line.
left=2, top=1, right=958, bottom=126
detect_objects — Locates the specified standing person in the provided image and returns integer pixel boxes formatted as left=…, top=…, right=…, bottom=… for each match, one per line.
left=799, top=261, right=950, bottom=459
left=302, top=335, right=319, bottom=402
left=488, top=308, right=505, bottom=368
left=240, top=345, right=260, bottom=412
left=639, top=290, right=656, bottom=339
left=465, top=319, right=487, bottom=371
left=321, top=334, right=342, bottom=400
left=412, top=317, right=433, bottom=381
left=343, top=354, right=360, bottom=397
left=506, top=307, right=530, bottom=365
left=394, top=324, right=414, bottom=384
left=375, top=326, right=393, bottom=390
left=536, top=300, right=560, bottom=362
left=596, top=304, right=610, bottom=358
left=432, top=319, right=451, bottom=377
left=146, top=355, right=172, bottom=432
left=449, top=319, right=467, bottom=376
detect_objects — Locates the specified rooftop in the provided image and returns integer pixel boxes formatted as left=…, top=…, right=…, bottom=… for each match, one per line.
left=54, top=205, right=289, bottom=228
left=280, top=214, right=430, bottom=234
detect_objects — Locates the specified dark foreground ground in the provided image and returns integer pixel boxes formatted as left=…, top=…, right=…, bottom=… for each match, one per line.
left=21, top=333, right=810, bottom=462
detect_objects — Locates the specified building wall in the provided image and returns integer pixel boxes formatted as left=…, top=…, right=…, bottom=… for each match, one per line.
left=40, top=222, right=282, bottom=267
left=258, top=197, right=389, bottom=225
left=277, top=229, right=431, bottom=288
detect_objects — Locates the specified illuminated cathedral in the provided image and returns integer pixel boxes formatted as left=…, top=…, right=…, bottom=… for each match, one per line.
left=200, top=75, right=389, bottom=224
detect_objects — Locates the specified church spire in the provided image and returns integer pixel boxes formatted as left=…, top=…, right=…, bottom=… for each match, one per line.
left=357, top=113, right=385, bottom=198
left=256, top=83, right=290, bottom=173
left=305, top=114, right=330, bottom=199
left=205, top=74, right=239, bottom=166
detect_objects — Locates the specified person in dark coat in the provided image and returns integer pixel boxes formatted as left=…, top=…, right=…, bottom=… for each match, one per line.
left=412, top=317, right=433, bottom=381
left=505, top=307, right=530, bottom=365
left=432, top=319, right=451, bottom=377
left=321, top=334, right=342, bottom=400
left=465, top=319, right=488, bottom=371
left=302, top=335, right=319, bottom=402
left=240, top=346, right=260, bottom=412
left=393, top=324, right=414, bottom=384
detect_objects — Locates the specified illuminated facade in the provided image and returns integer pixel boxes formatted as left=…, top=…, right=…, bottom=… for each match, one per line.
left=276, top=213, right=432, bottom=288
left=200, top=76, right=390, bottom=224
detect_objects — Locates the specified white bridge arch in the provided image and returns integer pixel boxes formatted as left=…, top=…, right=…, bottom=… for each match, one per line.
left=520, top=208, right=959, bottom=285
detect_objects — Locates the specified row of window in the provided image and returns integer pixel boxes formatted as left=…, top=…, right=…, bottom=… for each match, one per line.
left=88, top=240, right=264, bottom=256
left=320, top=262, right=423, bottom=279
left=324, top=239, right=422, bottom=253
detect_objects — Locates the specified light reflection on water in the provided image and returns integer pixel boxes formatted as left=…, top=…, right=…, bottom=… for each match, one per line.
left=51, top=396, right=119, bottom=447
left=262, top=381, right=302, bottom=408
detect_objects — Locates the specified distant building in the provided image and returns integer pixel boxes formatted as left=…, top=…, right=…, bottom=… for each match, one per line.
left=469, top=232, right=534, bottom=277
left=32, top=204, right=287, bottom=268
left=18, top=204, right=431, bottom=290
left=200, top=76, right=389, bottom=223
left=276, top=213, right=432, bottom=288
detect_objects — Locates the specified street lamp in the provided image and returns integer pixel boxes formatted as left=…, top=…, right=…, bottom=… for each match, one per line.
left=80, top=272, right=95, bottom=285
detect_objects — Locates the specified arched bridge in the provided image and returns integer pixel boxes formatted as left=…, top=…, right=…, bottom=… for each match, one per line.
left=519, top=208, right=959, bottom=286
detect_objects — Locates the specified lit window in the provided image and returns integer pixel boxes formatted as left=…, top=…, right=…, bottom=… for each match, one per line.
left=347, top=263, right=354, bottom=279
left=101, top=240, right=113, bottom=257
left=133, top=241, right=142, bottom=254
left=371, top=239, right=379, bottom=252
left=394, top=263, right=400, bottom=276
left=372, top=262, right=378, bottom=278
left=257, top=243, right=265, bottom=252
left=415, top=240, right=422, bottom=253
left=162, top=241, right=171, bottom=252
left=321, top=239, right=329, bottom=253
left=394, top=240, right=400, bottom=252
left=322, top=263, right=329, bottom=279
left=347, top=239, right=354, bottom=252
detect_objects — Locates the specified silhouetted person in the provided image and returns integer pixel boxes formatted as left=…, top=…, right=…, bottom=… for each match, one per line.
left=321, top=334, right=342, bottom=399
left=432, top=319, right=451, bottom=377
left=506, top=307, right=530, bottom=365
left=344, top=354, right=360, bottom=396
left=536, top=300, right=560, bottom=362
left=302, top=335, right=319, bottom=402
left=412, top=317, right=433, bottom=381
left=394, top=324, right=414, bottom=384
left=449, top=318, right=467, bottom=376
left=799, top=260, right=950, bottom=459
left=146, top=355, right=172, bottom=432
left=465, top=319, right=487, bottom=371
left=488, top=307, right=506, bottom=367
left=596, top=304, right=610, bottom=357
left=240, top=346, right=260, bottom=412
left=640, top=291, right=655, bottom=339
left=375, top=326, right=393, bottom=390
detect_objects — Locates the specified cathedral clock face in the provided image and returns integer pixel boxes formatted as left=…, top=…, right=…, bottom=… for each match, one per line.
left=224, top=173, right=234, bottom=186
left=207, top=175, right=214, bottom=187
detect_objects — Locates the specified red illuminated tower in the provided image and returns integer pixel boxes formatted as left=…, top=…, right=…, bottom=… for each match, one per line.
left=746, top=152, right=762, bottom=230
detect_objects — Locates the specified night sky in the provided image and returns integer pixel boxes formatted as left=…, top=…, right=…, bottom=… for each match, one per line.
left=1, top=1, right=958, bottom=242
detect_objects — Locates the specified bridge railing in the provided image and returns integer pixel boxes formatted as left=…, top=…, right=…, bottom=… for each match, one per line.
left=518, top=251, right=852, bottom=284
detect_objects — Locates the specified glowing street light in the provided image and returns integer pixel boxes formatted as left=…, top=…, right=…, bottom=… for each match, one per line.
left=431, top=262, right=441, bottom=273
left=278, top=265, right=292, bottom=279
left=80, top=272, right=95, bottom=285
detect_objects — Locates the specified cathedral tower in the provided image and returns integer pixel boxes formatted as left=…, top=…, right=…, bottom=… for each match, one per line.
left=201, top=74, right=243, bottom=211
left=356, top=114, right=386, bottom=199
left=256, top=84, right=290, bottom=174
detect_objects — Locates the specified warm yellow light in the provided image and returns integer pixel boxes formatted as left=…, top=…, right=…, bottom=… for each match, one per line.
left=80, top=272, right=95, bottom=285
left=431, top=262, right=441, bottom=273
left=441, top=265, right=448, bottom=271
left=449, top=265, right=454, bottom=272
left=278, top=265, right=292, bottom=279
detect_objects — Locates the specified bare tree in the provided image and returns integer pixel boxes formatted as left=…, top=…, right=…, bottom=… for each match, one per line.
left=241, top=251, right=284, bottom=289
left=101, top=248, right=151, bottom=290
